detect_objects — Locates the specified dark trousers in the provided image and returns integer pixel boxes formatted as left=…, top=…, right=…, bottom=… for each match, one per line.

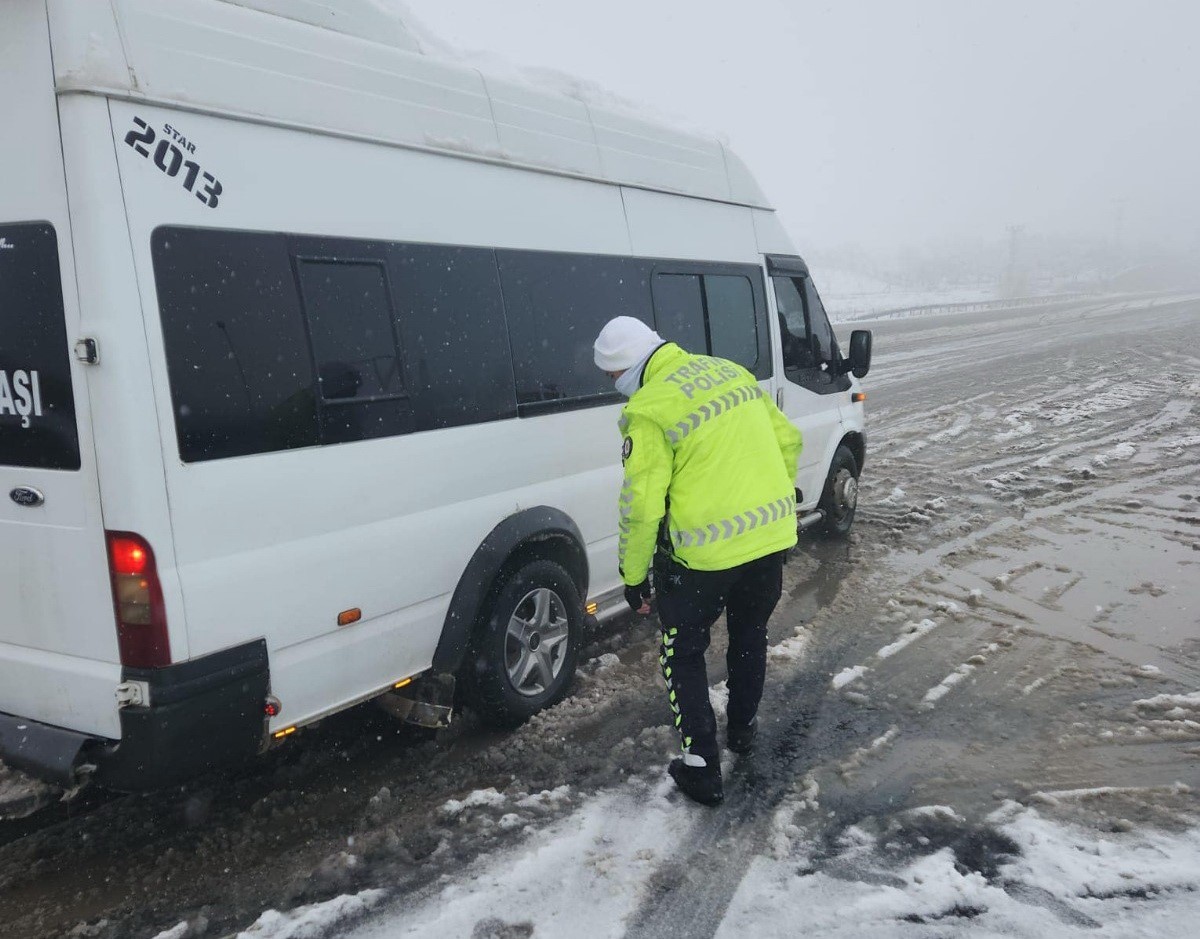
left=654, top=551, right=785, bottom=766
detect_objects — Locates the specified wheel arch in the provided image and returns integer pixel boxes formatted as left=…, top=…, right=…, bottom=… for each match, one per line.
left=431, top=507, right=589, bottom=675
left=839, top=430, right=866, bottom=473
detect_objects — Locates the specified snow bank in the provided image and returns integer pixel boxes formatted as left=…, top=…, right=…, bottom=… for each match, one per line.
left=236, top=889, right=385, bottom=938
left=439, top=787, right=507, bottom=819
left=768, top=625, right=811, bottom=663
left=921, top=644, right=999, bottom=707
left=876, top=619, right=938, bottom=660
left=1134, top=691, right=1200, bottom=713
left=832, top=665, right=868, bottom=690
left=1092, top=441, right=1137, bottom=467
left=1131, top=692, right=1200, bottom=740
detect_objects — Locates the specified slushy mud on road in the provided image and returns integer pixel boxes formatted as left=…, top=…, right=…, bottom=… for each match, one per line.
left=2, top=294, right=1198, bottom=938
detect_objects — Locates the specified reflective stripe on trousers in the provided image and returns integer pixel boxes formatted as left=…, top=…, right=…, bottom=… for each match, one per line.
left=658, top=625, right=693, bottom=754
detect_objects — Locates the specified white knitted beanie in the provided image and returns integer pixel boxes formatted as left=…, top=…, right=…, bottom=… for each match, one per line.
left=593, top=316, right=664, bottom=371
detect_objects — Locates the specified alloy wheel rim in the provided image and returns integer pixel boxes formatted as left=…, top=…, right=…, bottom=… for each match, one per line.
left=505, top=587, right=570, bottom=697
left=834, top=469, right=858, bottom=517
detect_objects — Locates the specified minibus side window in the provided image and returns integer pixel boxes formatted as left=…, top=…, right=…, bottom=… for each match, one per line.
left=654, top=270, right=764, bottom=376
left=773, top=275, right=818, bottom=371
left=651, top=273, right=708, bottom=353
left=803, top=278, right=837, bottom=362
left=773, top=273, right=849, bottom=395
left=296, top=259, right=416, bottom=444
left=498, top=251, right=655, bottom=411
left=703, top=274, right=758, bottom=370
left=153, top=228, right=319, bottom=462
left=390, top=244, right=517, bottom=431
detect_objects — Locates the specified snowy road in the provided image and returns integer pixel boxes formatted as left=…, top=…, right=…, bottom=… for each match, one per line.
left=1, top=294, right=1198, bottom=938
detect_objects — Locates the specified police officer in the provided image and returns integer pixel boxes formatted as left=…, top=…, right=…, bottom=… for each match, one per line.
left=594, top=316, right=803, bottom=805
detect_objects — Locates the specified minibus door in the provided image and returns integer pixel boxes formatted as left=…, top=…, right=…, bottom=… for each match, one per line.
left=766, top=259, right=849, bottom=508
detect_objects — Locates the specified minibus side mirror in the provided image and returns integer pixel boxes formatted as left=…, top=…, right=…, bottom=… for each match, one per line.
left=847, top=329, right=872, bottom=378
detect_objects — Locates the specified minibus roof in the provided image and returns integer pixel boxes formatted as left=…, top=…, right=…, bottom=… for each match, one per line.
left=46, top=0, right=773, bottom=210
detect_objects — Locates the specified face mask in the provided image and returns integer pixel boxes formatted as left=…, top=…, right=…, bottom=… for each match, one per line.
left=614, top=364, right=643, bottom=398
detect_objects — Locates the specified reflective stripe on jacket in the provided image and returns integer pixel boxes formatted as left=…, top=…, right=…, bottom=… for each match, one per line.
left=617, top=343, right=803, bottom=585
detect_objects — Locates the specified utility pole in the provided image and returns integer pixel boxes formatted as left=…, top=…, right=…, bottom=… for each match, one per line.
left=1004, top=225, right=1025, bottom=298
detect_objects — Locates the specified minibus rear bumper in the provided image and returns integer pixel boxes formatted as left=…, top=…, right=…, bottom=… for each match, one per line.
left=0, top=639, right=270, bottom=791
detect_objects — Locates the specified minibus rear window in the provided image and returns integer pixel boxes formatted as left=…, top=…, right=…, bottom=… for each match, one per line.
left=0, top=222, right=81, bottom=470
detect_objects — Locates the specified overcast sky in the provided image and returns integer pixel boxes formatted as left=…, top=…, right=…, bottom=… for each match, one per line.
left=399, top=0, right=1200, bottom=258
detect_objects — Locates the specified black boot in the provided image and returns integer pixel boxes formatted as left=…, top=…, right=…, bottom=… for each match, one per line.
left=668, top=758, right=724, bottom=806
left=727, top=717, right=758, bottom=754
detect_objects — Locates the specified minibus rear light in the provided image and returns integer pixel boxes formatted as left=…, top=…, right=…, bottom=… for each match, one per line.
left=106, top=531, right=171, bottom=669
left=110, top=537, right=150, bottom=575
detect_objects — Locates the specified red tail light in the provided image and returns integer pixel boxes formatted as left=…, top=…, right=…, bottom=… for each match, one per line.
left=105, top=531, right=171, bottom=669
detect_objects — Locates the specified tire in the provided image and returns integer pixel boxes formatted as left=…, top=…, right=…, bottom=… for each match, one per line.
left=817, top=445, right=860, bottom=538
left=468, top=558, right=582, bottom=729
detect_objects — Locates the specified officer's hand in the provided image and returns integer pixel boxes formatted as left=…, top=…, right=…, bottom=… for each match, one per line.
left=624, top=579, right=653, bottom=615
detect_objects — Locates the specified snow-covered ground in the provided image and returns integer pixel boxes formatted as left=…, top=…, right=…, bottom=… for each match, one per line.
left=226, top=784, right=1200, bottom=939
left=718, top=794, right=1200, bottom=939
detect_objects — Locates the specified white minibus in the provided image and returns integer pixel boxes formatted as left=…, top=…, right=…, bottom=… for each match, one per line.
left=0, top=0, right=871, bottom=791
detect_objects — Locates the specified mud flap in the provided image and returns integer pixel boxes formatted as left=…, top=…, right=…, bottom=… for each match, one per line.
left=0, top=711, right=90, bottom=787
left=376, top=673, right=456, bottom=729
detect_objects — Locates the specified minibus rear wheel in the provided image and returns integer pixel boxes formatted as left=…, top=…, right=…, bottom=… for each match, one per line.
left=470, top=558, right=582, bottom=728
left=818, top=445, right=859, bottom=538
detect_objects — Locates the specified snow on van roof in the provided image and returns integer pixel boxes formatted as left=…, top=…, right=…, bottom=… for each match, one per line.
left=217, top=0, right=444, bottom=56
left=46, top=0, right=771, bottom=209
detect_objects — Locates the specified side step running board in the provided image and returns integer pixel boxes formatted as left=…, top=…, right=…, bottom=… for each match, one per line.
left=797, top=510, right=824, bottom=530
left=592, top=598, right=629, bottom=625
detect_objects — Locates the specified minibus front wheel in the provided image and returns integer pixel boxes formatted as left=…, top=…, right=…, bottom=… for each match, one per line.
left=818, top=445, right=860, bottom=538
left=469, top=558, right=583, bottom=728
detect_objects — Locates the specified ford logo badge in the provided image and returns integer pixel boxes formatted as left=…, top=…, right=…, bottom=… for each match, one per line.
left=9, top=487, right=45, bottom=508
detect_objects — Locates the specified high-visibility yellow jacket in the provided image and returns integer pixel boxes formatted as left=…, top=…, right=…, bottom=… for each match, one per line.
left=617, top=343, right=803, bottom=585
